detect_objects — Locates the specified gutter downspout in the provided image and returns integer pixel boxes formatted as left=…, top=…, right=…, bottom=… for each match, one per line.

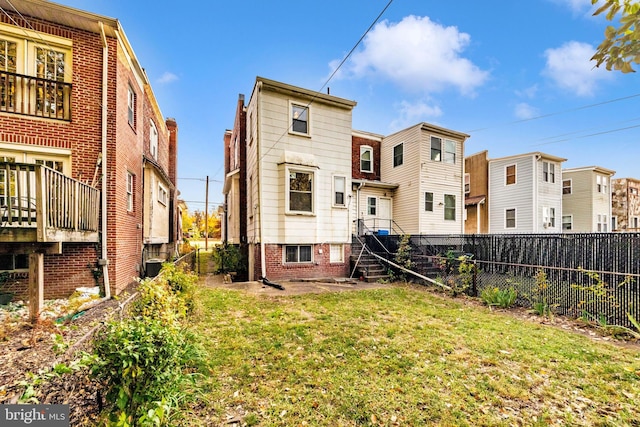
left=356, top=182, right=365, bottom=235
left=256, top=81, right=267, bottom=279
left=99, top=22, right=111, bottom=299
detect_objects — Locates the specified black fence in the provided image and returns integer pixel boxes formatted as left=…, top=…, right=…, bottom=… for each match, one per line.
left=363, top=233, right=640, bottom=329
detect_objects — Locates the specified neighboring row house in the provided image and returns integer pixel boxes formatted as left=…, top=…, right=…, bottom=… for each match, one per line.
left=611, top=178, right=640, bottom=232
left=223, top=77, right=468, bottom=282
left=562, top=166, right=615, bottom=232
left=0, top=1, right=179, bottom=314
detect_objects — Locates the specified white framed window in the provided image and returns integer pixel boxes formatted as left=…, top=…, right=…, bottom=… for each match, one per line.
left=158, top=183, right=168, bottom=206
left=333, top=175, right=346, bottom=207
left=612, top=216, right=617, bottom=231
left=393, top=143, right=403, bottom=167
left=631, top=216, right=639, bottom=229
left=360, top=145, right=373, bottom=173
left=444, top=194, right=456, bottom=220
left=631, top=188, right=639, bottom=196
left=287, top=169, right=314, bottom=214
left=0, top=253, right=28, bottom=272
left=597, top=214, right=608, bottom=232
left=596, top=175, right=608, bottom=194
left=290, top=102, right=309, bottom=135
left=543, top=162, right=555, bottom=183
left=430, top=137, right=441, bottom=161
left=150, top=120, right=158, bottom=160
left=330, top=244, right=344, bottom=263
left=506, top=208, right=516, bottom=228
left=367, top=197, right=377, bottom=215
left=562, top=215, right=573, bottom=231
left=562, top=179, right=572, bottom=195
left=464, top=173, right=470, bottom=194
left=506, top=164, right=516, bottom=185
left=126, top=171, right=134, bottom=212
left=285, top=245, right=312, bottom=263
left=443, top=140, right=456, bottom=164
left=424, top=192, right=434, bottom=212
left=542, top=206, right=556, bottom=228
left=127, top=85, right=136, bottom=128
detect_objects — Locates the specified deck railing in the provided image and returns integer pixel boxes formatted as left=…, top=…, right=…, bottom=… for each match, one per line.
left=0, top=70, right=72, bottom=121
left=0, top=162, right=99, bottom=241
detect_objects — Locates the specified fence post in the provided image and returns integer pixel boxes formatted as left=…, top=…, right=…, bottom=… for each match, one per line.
left=471, top=261, right=478, bottom=297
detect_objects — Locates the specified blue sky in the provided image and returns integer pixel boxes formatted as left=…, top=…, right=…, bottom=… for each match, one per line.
left=56, top=0, right=640, bottom=212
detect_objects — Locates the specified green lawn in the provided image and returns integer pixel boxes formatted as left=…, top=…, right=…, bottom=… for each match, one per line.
left=180, top=285, right=640, bottom=426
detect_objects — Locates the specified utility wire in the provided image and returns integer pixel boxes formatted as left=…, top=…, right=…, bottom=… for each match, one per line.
left=259, top=0, right=394, bottom=162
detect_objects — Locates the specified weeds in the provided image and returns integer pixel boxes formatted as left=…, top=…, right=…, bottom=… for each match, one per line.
left=481, top=287, right=517, bottom=308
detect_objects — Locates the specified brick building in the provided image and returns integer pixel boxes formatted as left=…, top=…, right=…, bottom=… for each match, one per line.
left=0, top=0, right=178, bottom=306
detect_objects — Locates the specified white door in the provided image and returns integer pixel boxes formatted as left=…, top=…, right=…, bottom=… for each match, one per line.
left=379, top=197, right=392, bottom=233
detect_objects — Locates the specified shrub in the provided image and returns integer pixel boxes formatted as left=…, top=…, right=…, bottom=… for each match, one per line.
left=91, top=318, right=197, bottom=426
left=161, top=263, right=197, bottom=314
left=481, top=287, right=517, bottom=309
left=211, top=244, right=246, bottom=275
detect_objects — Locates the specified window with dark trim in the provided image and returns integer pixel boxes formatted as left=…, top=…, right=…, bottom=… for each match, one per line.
left=444, top=194, right=455, bottom=220
left=393, top=143, right=403, bottom=167
left=506, top=164, right=516, bottom=185
left=285, top=245, right=312, bottom=263
left=424, top=192, right=433, bottom=212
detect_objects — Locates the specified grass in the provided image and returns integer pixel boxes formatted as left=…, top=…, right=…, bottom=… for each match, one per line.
left=178, top=284, right=640, bottom=426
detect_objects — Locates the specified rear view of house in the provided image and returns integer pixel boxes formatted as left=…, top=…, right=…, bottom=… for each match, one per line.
left=0, top=1, right=178, bottom=311
left=562, top=166, right=615, bottom=232
left=487, top=152, right=566, bottom=233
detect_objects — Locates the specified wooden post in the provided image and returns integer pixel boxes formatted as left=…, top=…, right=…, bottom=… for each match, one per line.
left=29, top=252, right=44, bottom=322
left=205, top=175, right=209, bottom=251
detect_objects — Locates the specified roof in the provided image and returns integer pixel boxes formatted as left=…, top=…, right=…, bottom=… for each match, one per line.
left=465, top=195, right=486, bottom=206
left=352, top=179, right=399, bottom=190
left=488, top=151, right=567, bottom=164
left=254, top=76, right=357, bottom=110
left=562, top=165, right=616, bottom=176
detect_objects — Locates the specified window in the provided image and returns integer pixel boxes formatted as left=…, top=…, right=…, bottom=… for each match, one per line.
left=430, top=137, right=441, bottom=161
left=543, top=206, right=555, bottom=228
left=360, top=146, right=373, bottom=173
left=126, top=172, right=134, bottom=212
left=597, top=214, right=608, bottom=232
left=543, top=162, right=555, bottom=183
left=562, top=179, right=572, bottom=195
left=0, top=26, right=72, bottom=120
left=444, top=194, right=456, bottom=220
left=285, top=245, right=312, bottom=263
left=158, top=183, right=168, bottom=206
left=393, top=143, right=403, bottom=167
left=289, top=171, right=313, bottom=213
left=367, top=197, right=376, bottom=215
left=506, top=165, right=516, bottom=185
left=464, top=173, right=470, bottom=194
left=612, top=216, right=617, bottom=231
left=424, top=192, right=433, bottom=212
left=34, top=159, right=64, bottom=173
left=596, top=175, right=607, bottom=194
left=127, top=85, right=136, bottom=128
left=506, top=208, right=516, bottom=228
left=330, top=244, right=344, bottom=263
left=150, top=120, right=158, bottom=160
left=444, top=140, right=456, bottom=164
left=291, top=103, right=309, bottom=134
left=631, top=188, right=639, bottom=196
left=631, top=216, right=639, bottom=230
left=0, top=254, right=28, bottom=271
left=562, top=215, right=573, bottom=231
left=333, top=176, right=345, bottom=207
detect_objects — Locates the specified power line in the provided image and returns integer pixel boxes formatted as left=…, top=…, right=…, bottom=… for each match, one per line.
left=259, top=0, right=394, bottom=162
left=465, top=93, right=640, bottom=134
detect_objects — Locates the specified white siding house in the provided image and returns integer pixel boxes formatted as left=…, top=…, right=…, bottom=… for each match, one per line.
left=488, top=152, right=566, bottom=233
left=245, top=77, right=357, bottom=281
left=380, top=123, right=469, bottom=235
left=562, top=166, right=615, bottom=232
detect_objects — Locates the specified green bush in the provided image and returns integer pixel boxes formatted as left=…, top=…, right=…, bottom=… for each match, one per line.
left=91, top=318, right=196, bottom=426
left=161, top=262, right=197, bottom=314
left=211, top=244, right=246, bottom=274
left=131, top=278, right=186, bottom=325
left=481, top=287, right=517, bottom=309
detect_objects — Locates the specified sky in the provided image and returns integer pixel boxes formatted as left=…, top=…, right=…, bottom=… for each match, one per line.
left=53, top=0, right=640, bottom=213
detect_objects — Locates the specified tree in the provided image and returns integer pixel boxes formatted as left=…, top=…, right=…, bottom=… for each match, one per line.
left=591, top=0, right=640, bottom=72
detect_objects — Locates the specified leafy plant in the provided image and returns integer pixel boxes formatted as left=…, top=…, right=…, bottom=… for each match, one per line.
left=131, top=278, right=186, bottom=325
left=526, top=269, right=555, bottom=317
left=393, top=234, right=414, bottom=281
left=481, top=287, right=517, bottom=308
left=211, top=244, right=246, bottom=275
left=91, top=318, right=199, bottom=426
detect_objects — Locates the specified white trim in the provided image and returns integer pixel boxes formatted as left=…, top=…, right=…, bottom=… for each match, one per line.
left=285, top=165, right=315, bottom=215
left=332, top=175, right=347, bottom=208
left=505, top=208, right=517, bottom=229
left=360, top=145, right=373, bottom=173
left=288, top=101, right=311, bottom=137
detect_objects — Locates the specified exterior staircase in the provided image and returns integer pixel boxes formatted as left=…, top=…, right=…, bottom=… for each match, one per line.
left=350, top=237, right=390, bottom=283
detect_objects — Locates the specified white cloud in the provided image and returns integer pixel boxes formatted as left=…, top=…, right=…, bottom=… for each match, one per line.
left=389, top=99, right=443, bottom=131
left=542, top=41, right=613, bottom=96
left=157, top=72, right=178, bottom=84
left=514, top=102, right=539, bottom=120
left=515, top=84, right=539, bottom=99
left=333, top=15, right=489, bottom=96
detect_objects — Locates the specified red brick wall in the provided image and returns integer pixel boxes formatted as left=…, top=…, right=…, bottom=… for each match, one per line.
left=352, top=135, right=381, bottom=181
left=263, top=243, right=351, bottom=281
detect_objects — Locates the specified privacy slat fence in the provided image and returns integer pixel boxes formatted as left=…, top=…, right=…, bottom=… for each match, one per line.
left=364, top=233, right=640, bottom=329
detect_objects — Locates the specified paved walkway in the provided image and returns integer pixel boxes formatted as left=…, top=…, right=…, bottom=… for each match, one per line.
left=200, top=274, right=394, bottom=297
